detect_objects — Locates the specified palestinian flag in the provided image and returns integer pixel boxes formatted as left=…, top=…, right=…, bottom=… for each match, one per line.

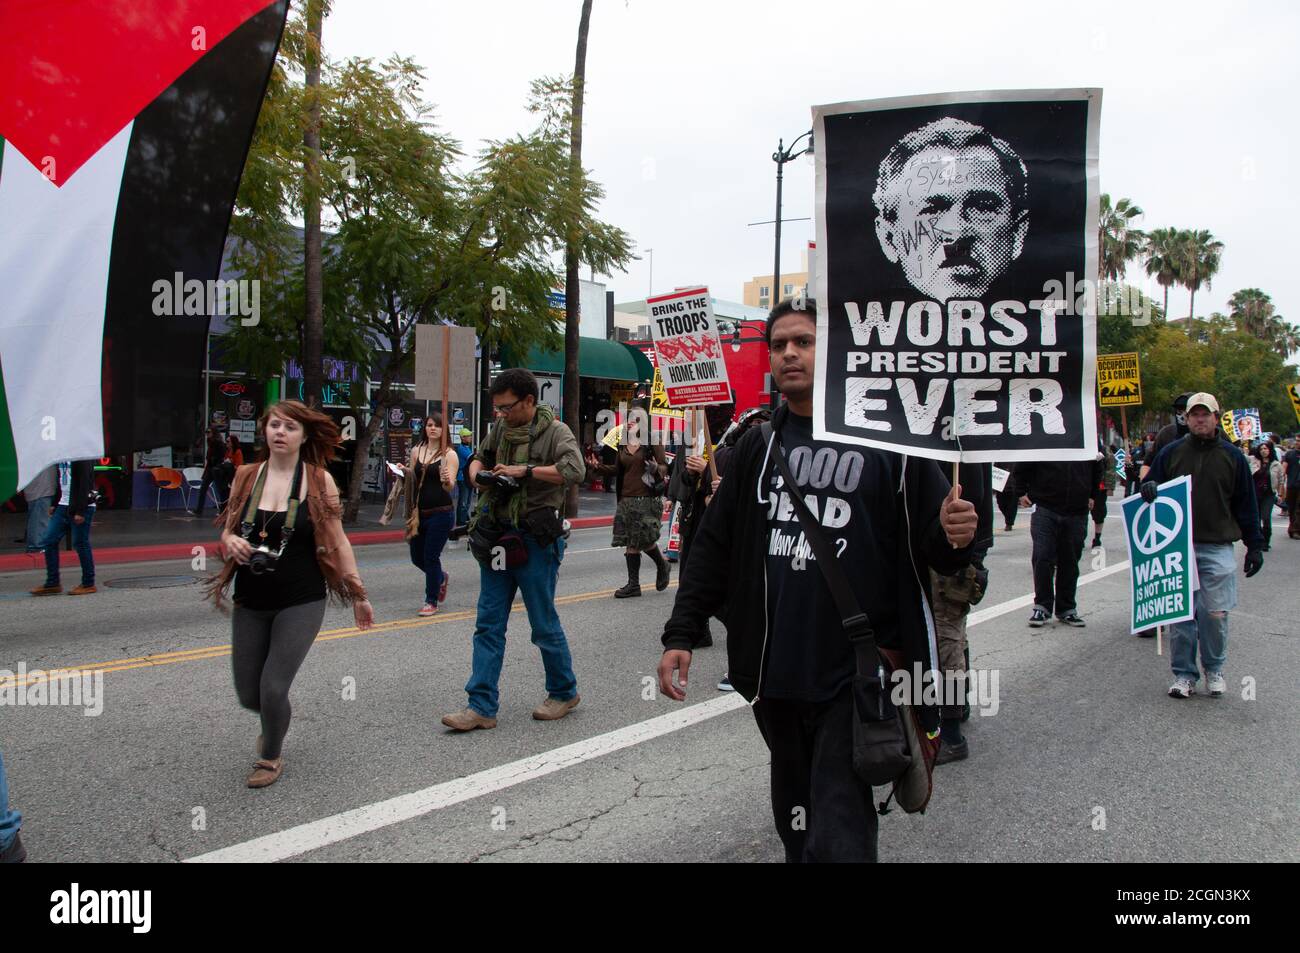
left=0, top=0, right=289, bottom=501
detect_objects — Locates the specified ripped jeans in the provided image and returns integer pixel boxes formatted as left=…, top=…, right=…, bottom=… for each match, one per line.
left=1170, top=542, right=1236, bottom=681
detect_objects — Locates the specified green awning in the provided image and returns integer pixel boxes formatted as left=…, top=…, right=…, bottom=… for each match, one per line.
left=505, top=337, right=653, bottom=382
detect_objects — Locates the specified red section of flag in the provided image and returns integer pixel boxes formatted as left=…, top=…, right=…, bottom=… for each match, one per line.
left=0, top=0, right=278, bottom=186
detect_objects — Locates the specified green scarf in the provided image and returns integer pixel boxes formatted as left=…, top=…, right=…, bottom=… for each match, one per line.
left=472, top=403, right=555, bottom=529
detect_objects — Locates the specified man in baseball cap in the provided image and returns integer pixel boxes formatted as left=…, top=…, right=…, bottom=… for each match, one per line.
left=1142, top=391, right=1264, bottom=700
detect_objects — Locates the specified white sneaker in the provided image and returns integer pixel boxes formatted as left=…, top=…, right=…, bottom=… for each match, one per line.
left=1205, top=672, right=1226, bottom=697
left=1168, top=677, right=1195, bottom=699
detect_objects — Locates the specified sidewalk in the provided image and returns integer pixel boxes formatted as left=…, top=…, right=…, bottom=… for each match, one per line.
left=0, top=488, right=619, bottom=571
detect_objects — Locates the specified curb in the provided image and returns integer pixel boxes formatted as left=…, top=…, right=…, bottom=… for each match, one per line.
left=0, top=515, right=616, bottom=572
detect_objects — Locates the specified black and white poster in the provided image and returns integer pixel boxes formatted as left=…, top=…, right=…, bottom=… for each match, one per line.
left=813, top=89, right=1100, bottom=462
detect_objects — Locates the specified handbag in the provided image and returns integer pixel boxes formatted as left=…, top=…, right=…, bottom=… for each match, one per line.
left=403, top=457, right=431, bottom=541
left=762, top=422, right=938, bottom=814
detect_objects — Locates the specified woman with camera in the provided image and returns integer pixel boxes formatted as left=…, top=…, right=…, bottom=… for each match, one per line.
left=207, top=400, right=373, bottom=789
left=381, top=413, right=459, bottom=617
left=585, top=402, right=671, bottom=599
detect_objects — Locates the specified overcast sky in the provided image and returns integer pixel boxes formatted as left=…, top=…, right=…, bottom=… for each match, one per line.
left=326, top=0, right=1298, bottom=326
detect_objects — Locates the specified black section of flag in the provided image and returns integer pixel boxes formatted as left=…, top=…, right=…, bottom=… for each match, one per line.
left=100, top=0, right=287, bottom=456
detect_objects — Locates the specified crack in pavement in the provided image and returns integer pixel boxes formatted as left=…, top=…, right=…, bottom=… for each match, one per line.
left=466, top=762, right=763, bottom=862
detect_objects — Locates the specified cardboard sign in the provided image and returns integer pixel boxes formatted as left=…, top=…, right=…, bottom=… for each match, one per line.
left=415, top=324, right=477, bottom=402
left=646, top=287, right=731, bottom=407
left=1097, top=352, right=1142, bottom=406
left=1121, top=476, right=1196, bottom=634
left=812, top=89, right=1101, bottom=462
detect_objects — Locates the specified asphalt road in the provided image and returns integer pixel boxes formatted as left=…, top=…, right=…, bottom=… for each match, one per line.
left=1, top=509, right=1296, bottom=863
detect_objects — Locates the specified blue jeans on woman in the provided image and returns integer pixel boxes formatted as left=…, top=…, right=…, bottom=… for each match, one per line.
left=25, top=495, right=53, bottom=552
left=0, top=748, right=20, bottom=852
left=464, top=535, right=577, bottom=718
left=39, top=504, right=95, bottom=588
left=409, top=509, right=454, bottom=605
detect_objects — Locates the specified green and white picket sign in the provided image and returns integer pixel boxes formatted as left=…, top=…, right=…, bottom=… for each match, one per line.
left=1120, top=475, right=1196, bottom=635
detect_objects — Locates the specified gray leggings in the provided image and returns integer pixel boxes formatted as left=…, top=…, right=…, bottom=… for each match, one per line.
left=231, top=600, right=326, bottom=760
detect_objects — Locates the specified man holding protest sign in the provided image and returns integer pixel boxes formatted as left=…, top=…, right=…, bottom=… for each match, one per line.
left=1143, top=393, right=1263, bottom=699
left=658, top=300, right=977, bottom=862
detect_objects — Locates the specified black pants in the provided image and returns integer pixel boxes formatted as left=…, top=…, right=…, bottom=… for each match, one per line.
left=1030, top=506, right=1088, bottom=616
left=196, top=464, right=224, bottom=514
left=752, top=686, right=878, bottom=863
left=231, top=600, right=326, bottom=759
left=995, top=489, right=1019, bottom=528
left=1258, top=493, right=1274, bottom=549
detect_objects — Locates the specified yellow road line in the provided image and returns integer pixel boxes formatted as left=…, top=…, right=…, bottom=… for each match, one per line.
left=0, top=581, right=678, bottom=689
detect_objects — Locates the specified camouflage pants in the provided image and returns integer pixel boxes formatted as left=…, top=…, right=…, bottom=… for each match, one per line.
left=612, top=495, right=664, bottom=550
left=930, top=568, right=974, bottom=716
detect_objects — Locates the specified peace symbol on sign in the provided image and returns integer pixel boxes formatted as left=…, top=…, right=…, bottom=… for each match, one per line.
left=1131, top=497, right=1183, bottom=556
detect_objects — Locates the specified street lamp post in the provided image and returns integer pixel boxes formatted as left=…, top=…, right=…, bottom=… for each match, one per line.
left=769, top=130, right=813, bottom=409
left=772, top=129, right=813, bottom=311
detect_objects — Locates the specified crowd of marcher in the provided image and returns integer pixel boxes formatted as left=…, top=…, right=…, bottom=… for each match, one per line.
left=3, top=302, right=1294, bottom=865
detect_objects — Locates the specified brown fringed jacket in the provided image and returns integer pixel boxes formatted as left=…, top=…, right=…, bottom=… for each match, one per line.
left=205, top=462, right=368, bottom=608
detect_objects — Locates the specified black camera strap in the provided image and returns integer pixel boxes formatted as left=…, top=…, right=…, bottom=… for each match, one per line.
left=761, top=421, right=885, bottom=695
left=240, top=459, right=305, bottom=550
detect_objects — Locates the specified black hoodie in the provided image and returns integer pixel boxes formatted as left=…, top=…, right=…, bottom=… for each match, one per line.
left=661, top=404, right=971, bottom=733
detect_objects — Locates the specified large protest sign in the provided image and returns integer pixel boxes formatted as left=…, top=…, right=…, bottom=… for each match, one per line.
left=645, top=287, right=731, bottom=407
left=1121, top=476, right=1195, bottom=634
left=813, top=89, right=1101, bottom=462
left=1287, top=383, right=1300, bottom=424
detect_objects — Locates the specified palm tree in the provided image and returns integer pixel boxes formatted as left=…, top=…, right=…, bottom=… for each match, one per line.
left=1229, top=288, right=1298, bottom=356
left=1178, top=229, right=1224, bottom=335
left=1143, top=226, right=1182, bottom=319
left=562, top=0, right=594, bottom=516
left=1098, top=194, right=1145, bottom=283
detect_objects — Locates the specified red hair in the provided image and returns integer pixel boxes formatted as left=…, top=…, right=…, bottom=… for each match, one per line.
left=256, top=400, right=342, bottom=467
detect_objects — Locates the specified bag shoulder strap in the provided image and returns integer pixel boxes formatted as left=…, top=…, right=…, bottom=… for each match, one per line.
left=761, top=421, right=882, bottom=678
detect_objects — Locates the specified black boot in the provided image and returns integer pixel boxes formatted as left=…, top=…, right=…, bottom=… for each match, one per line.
left=936, top=715, right=968, bottom=765
left=615, top=553, right=642, bottom=598
left=646, top=546, right=671, bottom=591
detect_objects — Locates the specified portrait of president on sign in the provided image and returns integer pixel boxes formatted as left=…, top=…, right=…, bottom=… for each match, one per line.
left=813, top=89, right=1101, bottom=462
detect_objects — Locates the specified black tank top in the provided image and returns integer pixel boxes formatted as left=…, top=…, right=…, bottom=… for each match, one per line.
left=416, top=457, right=452, bottom=509
left=233, top=507, right=326, bottom=611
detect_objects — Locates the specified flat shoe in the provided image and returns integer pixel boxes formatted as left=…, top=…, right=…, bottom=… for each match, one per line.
left=246, top=757, right=283, bottom=788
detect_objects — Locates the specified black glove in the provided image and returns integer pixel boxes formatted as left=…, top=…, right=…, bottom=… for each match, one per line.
left=1244, top=549, right=1263, bottom=578
left=1139, top=481, right=1159, bottom=504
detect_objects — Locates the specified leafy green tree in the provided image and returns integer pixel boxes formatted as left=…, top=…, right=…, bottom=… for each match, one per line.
left=1205, top=322, right=1300, bottom=433
left=1137, top=325, right=1215, bottom=431
left=227, top=46, right=630, bottom=520
left=1098, top=194, right=1145, bottom=283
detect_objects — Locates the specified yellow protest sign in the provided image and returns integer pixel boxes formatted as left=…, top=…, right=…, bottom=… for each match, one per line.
left=1097, top=352, right=1142, bottom=407
left=1220, top=411, right=1237, bottom=440
left=1287, top=383, right=1300, bottom=424
left=650, top=368, right=685, bottom=419
left=601, top=424, right=623, bottom=450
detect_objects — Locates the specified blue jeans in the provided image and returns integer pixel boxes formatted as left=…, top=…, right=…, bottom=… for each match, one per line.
left=409, top=509, right=454, bottom=605
left=39, top=504, right=95, bottom=588
left=465, top=535, right=577, bottom=718
left=455, top=484, right=472, bottom=525
left=1170, top=542, right=1236, bottom=681
left=1030, top=506, right=1088, bottom=616
left=0, top=748, right=20, bottom=851
left=25, top=495, right=52, bottom=552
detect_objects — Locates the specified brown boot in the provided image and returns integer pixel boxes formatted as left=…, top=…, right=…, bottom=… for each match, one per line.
left=30, top=584, right=62, bottom=596
left=246, top=757, right=283, bottom=788
left=532, top=694, right=580, bottom=721
left=441, top=708, right=497, bottom=731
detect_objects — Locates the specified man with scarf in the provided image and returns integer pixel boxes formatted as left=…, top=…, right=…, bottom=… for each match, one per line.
left=442, top=369, right=587, bottom=731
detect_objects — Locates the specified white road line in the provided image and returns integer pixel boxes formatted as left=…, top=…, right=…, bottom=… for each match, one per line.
left=186, top=694, right=749, bottom=863
left=184, top=557, right=1132, bottom=863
